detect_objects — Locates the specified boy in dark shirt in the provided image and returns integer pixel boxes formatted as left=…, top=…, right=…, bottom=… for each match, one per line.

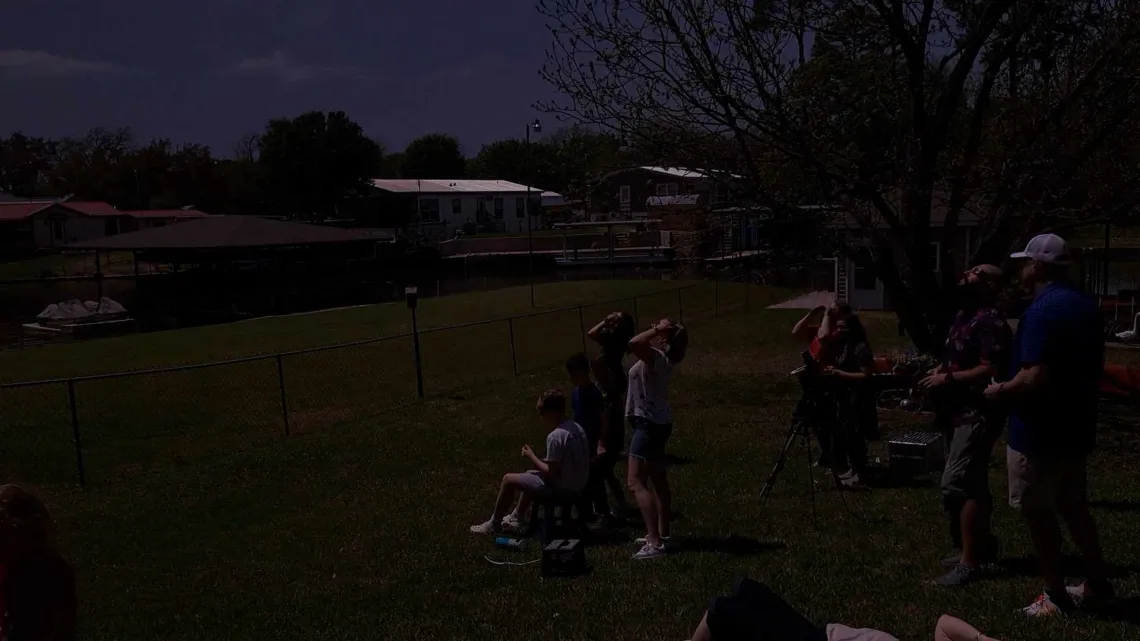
left=592, top=355, right=630, bottom=521
left=567, top=353, right=624, bottom=526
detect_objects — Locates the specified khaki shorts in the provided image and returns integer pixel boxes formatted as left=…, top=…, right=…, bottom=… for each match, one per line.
left=940, top=412, right=1002, bottom=500
left=1007, top=447, right=1088, bottom=511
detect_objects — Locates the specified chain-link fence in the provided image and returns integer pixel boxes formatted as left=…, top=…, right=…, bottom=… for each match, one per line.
left=0, top=277, right=775, bottom=487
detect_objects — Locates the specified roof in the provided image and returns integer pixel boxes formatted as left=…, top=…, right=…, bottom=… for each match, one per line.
left=370, top=178, right=556, bottom=195
left=599, top=166, right=744, bottom=182
left=0, top=200, right=120, bottom=221
left=66, top=215, right=377, bottom=251
left=122, top=209, right=213, bottom=219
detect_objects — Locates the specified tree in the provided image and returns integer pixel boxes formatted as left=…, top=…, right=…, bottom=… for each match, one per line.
left=258, top=110, right=382, bottom=220
left=0, top=133, right=58, bottom=197
left=539, top=0, right=1140, bottom=351
left=400, top=133, right=466, bottom=179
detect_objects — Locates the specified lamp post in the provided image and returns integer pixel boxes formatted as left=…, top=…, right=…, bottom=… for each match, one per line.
left=526, top=118, right=542, bottom=307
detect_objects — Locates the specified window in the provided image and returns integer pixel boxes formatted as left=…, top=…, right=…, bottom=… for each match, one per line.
left=516, top=197, right=525, bottom=218
left=104, top=218, right=119, bottom=236
left=619, top=185, right=631, bottom=204
left=493, top=197, right=504, bottom=219
left=655, top=183, right=679, bottom=196
left=451, top=198, right=462, bottom=215
left=713, top=183, right=728, bottom=203
left=50, top=219, right=64, bottom=242
left=419, top=198, right=441, bottom=223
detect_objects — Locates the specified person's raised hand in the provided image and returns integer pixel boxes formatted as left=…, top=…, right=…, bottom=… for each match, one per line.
left=655, top=318, right=673, bottom=333
left=521, top=445, right=534, bottom=459
left=983, top=382, right=1004, bottom=402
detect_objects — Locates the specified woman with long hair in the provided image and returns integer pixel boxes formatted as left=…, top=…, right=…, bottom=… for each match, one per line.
left=587, top=311, right=637, bottom=395
left=0, top=484, right=77, bottom=641
left=819, top=312, right=876, bottom=489
left=626, top=317, right=688, bottom=560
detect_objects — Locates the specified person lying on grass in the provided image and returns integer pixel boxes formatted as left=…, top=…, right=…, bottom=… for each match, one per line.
left=683, top=577, right=1001, bottom=641
left=470, top=388, right=591, bottom=535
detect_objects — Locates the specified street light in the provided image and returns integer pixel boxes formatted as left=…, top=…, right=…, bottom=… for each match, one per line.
left=526, top=118, right=542, bottom=307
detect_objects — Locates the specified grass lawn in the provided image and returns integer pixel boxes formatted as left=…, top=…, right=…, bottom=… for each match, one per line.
left=6, top=283, right=1139, bottom=641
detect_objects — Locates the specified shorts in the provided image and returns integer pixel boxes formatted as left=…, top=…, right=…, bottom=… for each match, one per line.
left=1007, top=447, right=1088, bottom=511
left=516, top=470, right=547, bottom=493
left=627, top=416, right=672, bottom=462
left=706, top=577, right=827, bottom=641
left=940, top=413, right=1002, bottom=500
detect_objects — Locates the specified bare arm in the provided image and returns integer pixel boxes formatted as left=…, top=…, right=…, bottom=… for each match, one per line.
left=792, top=306, right=826, bottom=341
left=587, top=312, right=622, bottom=344
left=630, top=323, right=668, bottom=363
left=996, top=363, right=1048, bottom=397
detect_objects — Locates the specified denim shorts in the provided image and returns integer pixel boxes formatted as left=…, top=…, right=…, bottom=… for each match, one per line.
left=628, top=416, right=673, bottom=462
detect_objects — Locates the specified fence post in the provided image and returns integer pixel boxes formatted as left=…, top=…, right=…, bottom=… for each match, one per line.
left=632, top=296, right=640, bottom=328
left=410, top=307, right=425, bottom=398
left=508, top=317, right=518, bottom=376
left=577, top=306, right=588, bottom=353
left=677, top=288, right=684, bottom=324
left=66, top=379, right=86, bottom=487
left=276, top=354, right=290, bottom=436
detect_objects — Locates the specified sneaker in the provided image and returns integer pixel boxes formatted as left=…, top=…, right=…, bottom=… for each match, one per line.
left=1020, top=591, right=1076, bottom=618
left=501, top=513, right=526, bottom=532
left=632, top=542, right=667, bottom=560
left=634, top=535, right=672, bottom=547
left=940, top=550, right=963, bottom=568
left=469, top=519, right=501, bottom=535
left=839, top=474, right=865, bottom=490
left=934, top=563, right=981, bottom=587
left=1066, top=581, right=1116, bottom=610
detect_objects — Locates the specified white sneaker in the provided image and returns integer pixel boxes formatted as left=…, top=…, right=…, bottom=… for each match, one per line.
left=634, top=535, right=671, bottom=547
left=501, top=513, right=526, bottom=532
left=632, top=541, right=667, bottom=560
left=469, top=519, right=501, bottom=535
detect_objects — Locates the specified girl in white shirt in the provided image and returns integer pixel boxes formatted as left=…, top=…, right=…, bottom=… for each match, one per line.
left=626, top=318, right=687, bottom=560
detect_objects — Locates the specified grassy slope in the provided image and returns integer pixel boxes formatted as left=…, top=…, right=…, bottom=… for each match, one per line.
left=10, top=285, right=1139, bottom=641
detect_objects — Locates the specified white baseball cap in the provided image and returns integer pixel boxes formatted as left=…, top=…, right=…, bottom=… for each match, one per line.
left=1010, top=233, right=1069, bottom=265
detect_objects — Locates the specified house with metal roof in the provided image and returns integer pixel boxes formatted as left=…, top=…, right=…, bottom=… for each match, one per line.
left=368, top=178, right=565, bottom=240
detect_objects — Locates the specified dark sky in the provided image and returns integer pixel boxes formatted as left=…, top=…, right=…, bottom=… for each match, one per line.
left=0, top=0, right=557, bottom=157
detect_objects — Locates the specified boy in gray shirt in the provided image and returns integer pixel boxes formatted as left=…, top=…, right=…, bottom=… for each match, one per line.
left=470, top=388, right=590, bottom=534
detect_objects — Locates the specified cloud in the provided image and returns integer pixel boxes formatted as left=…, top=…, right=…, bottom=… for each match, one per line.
left=0, top=49, right=132, bottom=78
left=228, top=51, right=362, bottom=84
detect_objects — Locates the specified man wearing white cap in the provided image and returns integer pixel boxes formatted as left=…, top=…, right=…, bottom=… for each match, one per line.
left=984, top=233, right=1115, bottom=617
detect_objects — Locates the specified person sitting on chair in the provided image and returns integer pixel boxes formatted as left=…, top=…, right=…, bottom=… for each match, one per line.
left=469, top=389, right=591, bottom=535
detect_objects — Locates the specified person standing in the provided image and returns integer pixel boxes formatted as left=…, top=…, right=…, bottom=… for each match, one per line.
left=920, top=265, right=1011, bottom=586
left=626, top=317, right=687, bottom=560
left=819, top=313, right=875, bottom=489
left=984, top=233, right=1115, bottom=616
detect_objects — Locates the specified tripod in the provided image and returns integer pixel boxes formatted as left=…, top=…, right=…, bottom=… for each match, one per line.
left=757, top=393, right=822, bottom=527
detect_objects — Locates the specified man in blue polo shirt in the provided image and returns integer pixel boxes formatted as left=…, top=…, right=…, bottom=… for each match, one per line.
left=984, top=233, right=1115, bottom=617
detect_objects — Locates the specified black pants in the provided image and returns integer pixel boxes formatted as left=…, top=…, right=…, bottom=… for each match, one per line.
left=706, top=577, right=826, bottom=641
left=587, top=451, right=622, bottom=517
left=804, top=386, right=867, bottom=473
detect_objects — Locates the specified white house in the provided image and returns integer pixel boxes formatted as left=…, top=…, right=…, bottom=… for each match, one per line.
left=369, top=179, right=564, bottom=239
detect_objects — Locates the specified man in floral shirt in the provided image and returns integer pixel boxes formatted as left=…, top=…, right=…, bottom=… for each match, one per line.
left=920, top=264, right=1011, bottom=586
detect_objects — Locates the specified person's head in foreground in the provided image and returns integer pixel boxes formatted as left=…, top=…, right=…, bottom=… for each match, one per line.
left=535, top=388, right=567, bottom=425
left=565, top=352, right=592, bottom=387
left=1011, top=233, right=1069, bottom=291
left=0, top=484, right=78, bottom=641
left=650, top=318, right=688, bottom=364
left=957, top=264, right=1003, bottom=309
left=0, top=484, right=53, bottom=564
